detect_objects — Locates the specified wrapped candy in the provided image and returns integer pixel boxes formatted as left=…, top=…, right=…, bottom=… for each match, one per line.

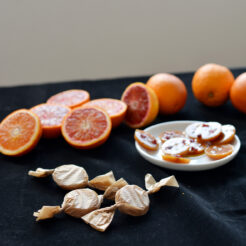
left=82, top=174, right=179, bottom=232
left=34, top=188, right=104, bottom=221
left=28, top=164, right=116, bottom=191
left=33, top=177, right=129, bottom=221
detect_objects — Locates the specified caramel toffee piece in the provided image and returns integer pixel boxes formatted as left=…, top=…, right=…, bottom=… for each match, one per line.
left=28, top=165, right=116, bottom=192
left=115, top=185, right=150, bottom=216
left=52, top=164, right=89, bottom=190
left=33, top=188, right=103, bottom=221
left=62, top=189, right=103, bottom=218
left=88, top=171, right=116, bottom=191
left=82, top=174, right=179, bottom=232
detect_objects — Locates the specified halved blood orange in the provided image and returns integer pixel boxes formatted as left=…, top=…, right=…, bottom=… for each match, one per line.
left=31, top=104, right=71, bottom=138
left=205, top=144, right=233, bottom=160
left=121, top=82, right=159, bottom=128
left=134, top=129, right=158, bottom=151
left=47, top=89, right=90, bottom=109
left=61, top=106, right=112, bottom=149
left=0, top=109, right=42, bottom=156
left=83, top=98, right=127, bottom=128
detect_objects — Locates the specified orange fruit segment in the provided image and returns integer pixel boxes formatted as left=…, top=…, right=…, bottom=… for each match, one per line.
left=0, top=109, right=42, bottom=156
left=121, top=82, right=159, bottom=128
left=61, top=106, right=112, bottom=149
left=192, top=63, right=234, bottom=107
left=205, top=144, right=233, bottom=160
left=159, top=130, right=185, bottom=143
left=47, top=89, right=90, bottom=109
left=230, top=72, right=246, bottom=114
left=215, top=125, right=235, bottom=144
left=134, top=129, right=158, bottom=151
left=161, top=137, right=190, bottom=156
left=185, top=122, right=222, bottom=141
left=162, top=155, right=190, bottom=164
left=31, top=104, right=71, bottom=138
left=146, top=73, right=187, bottom=115
left=83, top=98, right=127, bottom=128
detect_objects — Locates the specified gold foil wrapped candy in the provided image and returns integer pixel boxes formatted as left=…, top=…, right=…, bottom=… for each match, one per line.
left=28, top=164, right=116, bottom=191
left=82, top=174, right=179, bottom=232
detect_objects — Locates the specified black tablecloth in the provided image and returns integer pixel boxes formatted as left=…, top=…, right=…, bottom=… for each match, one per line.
left=0, top=69, right=245, bottom=246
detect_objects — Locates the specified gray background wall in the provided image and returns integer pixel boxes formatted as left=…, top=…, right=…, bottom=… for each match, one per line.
left=0, top=0, right=246, bottom=86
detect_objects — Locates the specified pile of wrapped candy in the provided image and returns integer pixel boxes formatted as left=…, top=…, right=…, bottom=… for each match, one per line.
left=29, top=164, right=179, bottom=232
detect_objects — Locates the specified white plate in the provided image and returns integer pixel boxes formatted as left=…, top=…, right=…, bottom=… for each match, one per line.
left=135, top=121, right=241, bottom=171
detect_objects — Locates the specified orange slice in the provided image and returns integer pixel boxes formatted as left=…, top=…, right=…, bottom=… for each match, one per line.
left=185, top=122, right=222, bottom=141
left=159, top=130, right=185, bottom=143
left=61, top=106, right=112, bottom=149
left=0, top=109, right=42, bottom=156
left=121, top=82, right=159, bottom=128
left=216, top=124, right=236, bottom=144
left=83, top=98, right=127, bottom=128
left=31, top=104, right=71, bottom=138
left=162, top=155, right=190, bottom=164
left=205, top=144, right=233, bottom=160
left=47, top=89, right=90, bottom=109
left=134, top=129, right=158, bottom=151
left=187, top=139, right=205, bottom=155
left=161, top=137, right=190, bottom=156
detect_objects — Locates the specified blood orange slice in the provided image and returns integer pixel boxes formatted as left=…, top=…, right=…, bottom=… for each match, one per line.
left=47, top=89, right=90, bottom=109
left=216, top=125, right=236, bottom=144
left=61, top=106, right=112, bottom=149
left=121, top=82, right=159, bottom=128
left=83, top=98, right=127, bottom=128
left=205, top=144, right=233, bottom=160
left=185, top=122, right=222, bottom=141
left=161, top=137, right=190, bottom=156
left=31, top=104, right=71, bottom=138
left=159, top=130, right=185, bottom=143
left=162, top=155, right=190, bottom=164
left=187, top=139, right=205, bottom=155
left=134, top=129, right=158, bottom=151
left=0, top=109, right=42, bottom=156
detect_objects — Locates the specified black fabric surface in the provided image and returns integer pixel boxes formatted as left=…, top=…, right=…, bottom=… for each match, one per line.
left=0, top=69, right=246, bottom=246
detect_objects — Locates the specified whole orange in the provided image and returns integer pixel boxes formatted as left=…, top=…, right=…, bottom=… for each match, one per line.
left=230, top=72, right=246, bottom=114
left=192, top=63, right=234, bottom=107
left=146, top=73, right=187, bottom=115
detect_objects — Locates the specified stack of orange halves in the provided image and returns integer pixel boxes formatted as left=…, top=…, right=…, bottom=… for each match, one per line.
left=0, top=89, right=128, bottom=156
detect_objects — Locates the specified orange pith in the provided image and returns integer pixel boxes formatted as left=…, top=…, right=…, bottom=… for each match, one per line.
left=47, top=89, right=90, bottom=109
left=192, top=64, right=234, bottom=107
left=121, top=82, right=159, bottom=128
left=31, top=103, right=71, bottom=138
left=83, top=98, right=127, bottom=128
left=61, top=106, right=112, bottom=149
left=0, top=109, right=42, bottom=156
